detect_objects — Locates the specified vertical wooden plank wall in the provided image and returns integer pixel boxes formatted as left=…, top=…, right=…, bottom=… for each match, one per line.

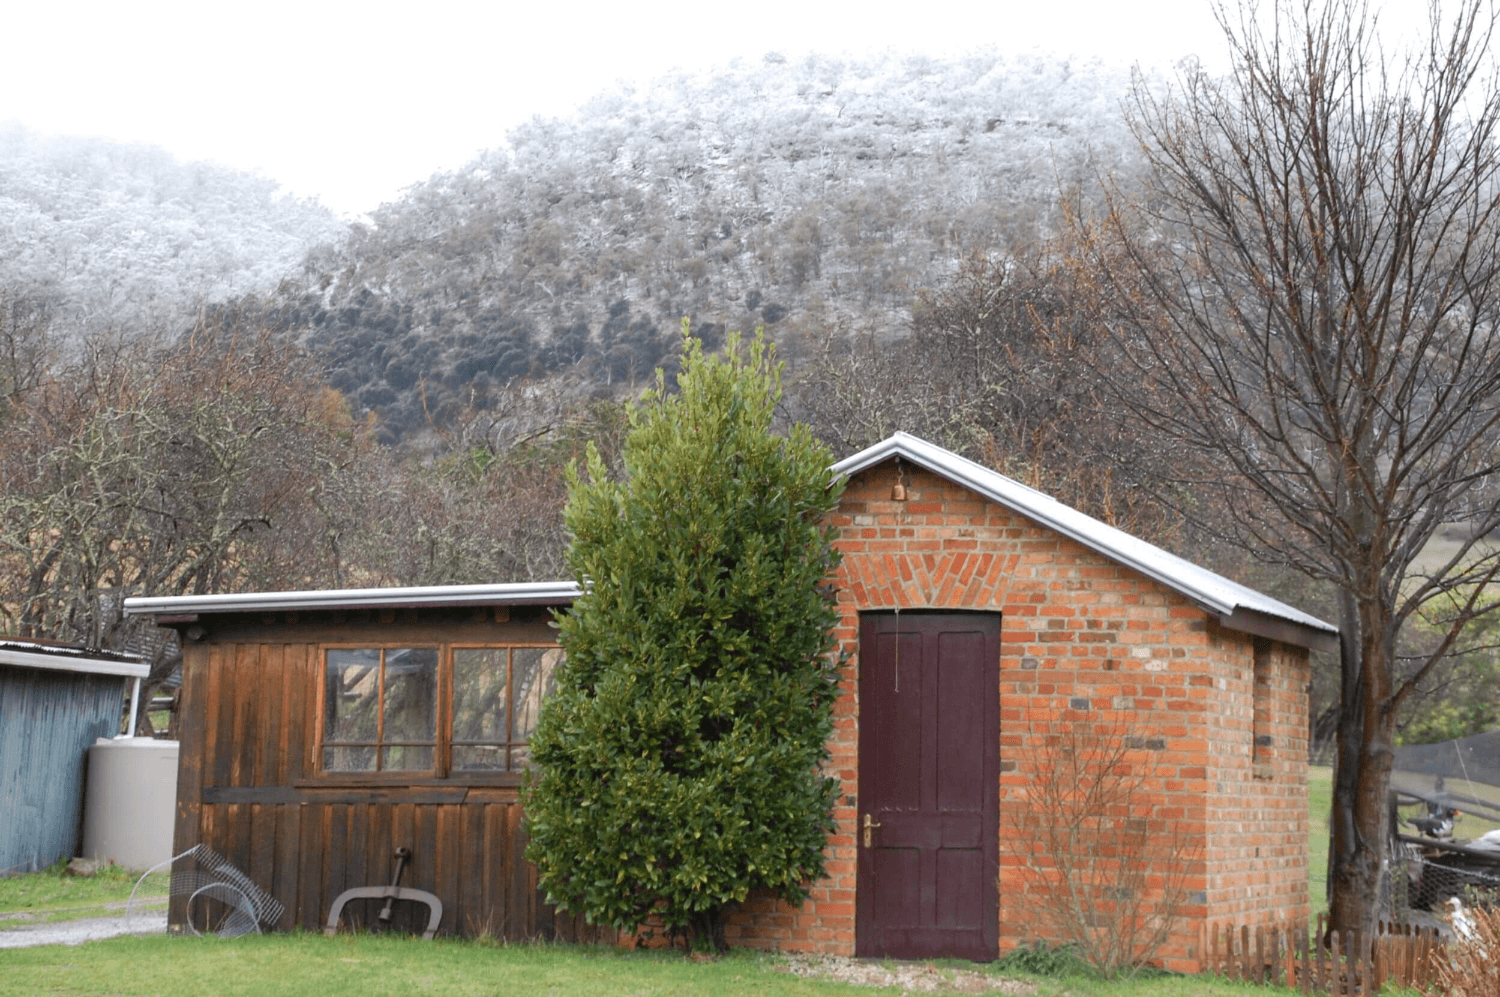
left=172, top=638, right=601, bottom=941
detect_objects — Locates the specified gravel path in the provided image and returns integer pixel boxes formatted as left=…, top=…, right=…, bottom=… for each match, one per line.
left=0, top=912, right=167, bottom=948
left=778, top=953, right=1036, bottom=993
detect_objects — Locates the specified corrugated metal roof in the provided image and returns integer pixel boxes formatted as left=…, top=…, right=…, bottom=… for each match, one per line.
left=831, top=432, right=1337, bottom=636
left=0, top=641, right=149, bottom=679
left=122, top=581, right=582, bottom=618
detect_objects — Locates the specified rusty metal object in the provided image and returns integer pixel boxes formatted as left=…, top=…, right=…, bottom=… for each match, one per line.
left=378, top=847, right=411, bottom=926
left=324, top=846, right=443, bottom=940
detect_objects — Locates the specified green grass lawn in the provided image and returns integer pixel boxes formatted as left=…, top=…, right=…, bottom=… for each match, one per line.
left=0, top=861, right=168, bottom=927
left=0, top=932, right=1312, bottom=997
left=3, top=936, right=860, bottom=997
left=1309, top=765, right=1331, bottom=913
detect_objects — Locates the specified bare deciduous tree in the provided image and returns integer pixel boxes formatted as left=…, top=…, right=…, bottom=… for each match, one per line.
left=0, top=315, right=362, bottom=701
left=278, top=380, right=632, bottom=592
left=1077, top=0, right=1500, bottom=935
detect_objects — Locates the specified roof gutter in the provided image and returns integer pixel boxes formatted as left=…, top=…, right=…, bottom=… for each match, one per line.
left=123, top=581, right=583, bottom=618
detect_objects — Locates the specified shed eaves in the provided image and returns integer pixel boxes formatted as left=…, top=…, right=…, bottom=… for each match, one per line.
left=123, top=581, right=583, bottom=618
left=832, top=432, right=1337, bottom=640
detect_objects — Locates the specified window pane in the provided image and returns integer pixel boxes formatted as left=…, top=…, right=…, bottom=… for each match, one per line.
left=324, top=745, right=376, bottom=772
left=383, top=648, right=437, bottom=743
left=452, top=745, right=506, bottom=771
left=453, top=648, right=508, bottom=742
left=325, top=648, right=380, bottom=744
left=322, top=643, right=559, bottom=777
left=511, top=648, right=563, bottom=744
left=382, top=745, right=433, bottom=772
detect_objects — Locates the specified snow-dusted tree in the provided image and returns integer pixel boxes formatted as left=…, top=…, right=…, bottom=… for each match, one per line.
left=0, top=123, right=342, bottom=335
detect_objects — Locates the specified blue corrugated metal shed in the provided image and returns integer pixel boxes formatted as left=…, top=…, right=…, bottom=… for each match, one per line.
left=0, top=641, right=147, bottom=875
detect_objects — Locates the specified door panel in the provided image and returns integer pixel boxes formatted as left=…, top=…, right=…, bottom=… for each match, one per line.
left=935, top=847, right=984, bottom=928
left=864, top=630, right=924, bottom=812
left=856, top=612, right=999, bottom=960
left=936, top=632, right=986, bottom=814
left=870, top=847, right=922, bottom=927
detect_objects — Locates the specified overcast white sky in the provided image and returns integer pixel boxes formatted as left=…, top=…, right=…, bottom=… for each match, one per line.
left=0, top=0, right=1432, bottom=217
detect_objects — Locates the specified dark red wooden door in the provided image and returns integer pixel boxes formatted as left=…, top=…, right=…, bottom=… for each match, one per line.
left=856, top=611, right=999, bottom=960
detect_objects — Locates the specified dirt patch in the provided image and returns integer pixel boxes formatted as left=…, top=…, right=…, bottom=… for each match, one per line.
left=776, top=953, right=1036, bottom=993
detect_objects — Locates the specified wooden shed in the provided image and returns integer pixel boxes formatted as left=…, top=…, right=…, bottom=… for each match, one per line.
left=0, top=640, right=148, bottom=874
left=124, top=432, right=1334, bottom=968
left=121, top=581, right=599, bottom=941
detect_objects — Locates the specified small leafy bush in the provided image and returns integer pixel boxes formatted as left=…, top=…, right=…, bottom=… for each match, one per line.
left=995, top=941, right=1091, bottom=977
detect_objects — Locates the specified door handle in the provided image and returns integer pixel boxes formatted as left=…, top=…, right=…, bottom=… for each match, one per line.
left=863, top=813, right=882, bottom=848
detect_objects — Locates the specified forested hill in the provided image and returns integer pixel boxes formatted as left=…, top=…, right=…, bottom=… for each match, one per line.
left=263, top=50, right=1154, bottom=441
left=0, top=122, right=344, bottom=335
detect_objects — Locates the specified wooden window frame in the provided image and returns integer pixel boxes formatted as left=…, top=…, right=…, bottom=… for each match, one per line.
left=311, top=640, right=562, bottom=786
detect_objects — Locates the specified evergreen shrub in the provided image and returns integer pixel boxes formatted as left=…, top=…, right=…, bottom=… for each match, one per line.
left=523, top=327, right=844, bottom=953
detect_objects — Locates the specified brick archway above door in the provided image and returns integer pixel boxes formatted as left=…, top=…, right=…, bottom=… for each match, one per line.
left=842, top=551, right=1018, bottom=612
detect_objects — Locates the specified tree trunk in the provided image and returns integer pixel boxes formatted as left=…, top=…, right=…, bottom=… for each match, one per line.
left=1328, top=588, right=1397, bottom=937
left=689, top=907, right=729, bottom=955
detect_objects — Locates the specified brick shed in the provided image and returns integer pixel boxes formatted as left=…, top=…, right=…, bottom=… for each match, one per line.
left=722, top=432, right=1335, bottom=969
left=124, top=432, right=1333, bottom=969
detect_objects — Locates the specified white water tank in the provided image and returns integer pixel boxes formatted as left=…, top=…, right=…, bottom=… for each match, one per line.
left=80, top=737, right=179, bottom=870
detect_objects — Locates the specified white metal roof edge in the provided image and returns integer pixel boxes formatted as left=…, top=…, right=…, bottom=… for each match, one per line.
left=830, top=432, right=1337, bottom=635
left=122, top=581, right=583, bottom=617
left=0, top=646, right=149, bottom=679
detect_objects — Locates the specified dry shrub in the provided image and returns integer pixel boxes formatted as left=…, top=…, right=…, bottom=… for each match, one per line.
left=1435, top=904, right=1500, bottom=996
left=1006, top=717, right=1200, bottom=978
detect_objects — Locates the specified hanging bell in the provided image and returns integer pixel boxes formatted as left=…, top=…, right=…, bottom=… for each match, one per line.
left=891, top=481, right=908, bottom=502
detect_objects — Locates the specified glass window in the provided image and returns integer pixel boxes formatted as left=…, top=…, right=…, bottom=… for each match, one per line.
left=320, top=643, right=562, bottom=777
left=451, top=646, right=563, bottom=773
left=323, top=647, right=437, bottom=772
left=453, top=647, right=509, bottom=772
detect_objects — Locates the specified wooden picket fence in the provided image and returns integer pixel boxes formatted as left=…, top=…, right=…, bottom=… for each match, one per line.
left=1202, top=915, right=1447, bottom=994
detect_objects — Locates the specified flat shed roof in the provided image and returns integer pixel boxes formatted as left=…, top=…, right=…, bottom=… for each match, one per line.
left=123, top=581, right=582, bottom=619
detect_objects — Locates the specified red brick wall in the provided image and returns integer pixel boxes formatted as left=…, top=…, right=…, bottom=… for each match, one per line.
left=1203, top=636, right=1312, bottom=927
left=719, top=460, right=1310, bottom=968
